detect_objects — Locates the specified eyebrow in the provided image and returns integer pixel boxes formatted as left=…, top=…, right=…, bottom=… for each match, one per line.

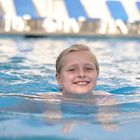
left=67, top=63, right=95, bottom=67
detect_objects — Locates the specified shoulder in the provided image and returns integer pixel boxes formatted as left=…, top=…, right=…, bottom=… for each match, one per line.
left=93, top=91, right=112, bottom=95
left=93, top=91, right=117, bottom=105
left=35, top=92, right=62, bottom=102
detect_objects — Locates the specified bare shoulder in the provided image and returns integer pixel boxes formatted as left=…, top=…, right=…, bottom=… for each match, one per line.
left=35, top=92, right=62, bottom=102
left=93, top=91, right=112, bottom=95
left=93, top=91, right=117, bottom=105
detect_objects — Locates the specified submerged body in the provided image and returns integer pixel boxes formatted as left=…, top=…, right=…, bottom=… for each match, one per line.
left=50, top=44, right=119, bottom=132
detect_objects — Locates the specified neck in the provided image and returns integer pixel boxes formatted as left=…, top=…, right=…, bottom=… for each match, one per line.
left=62, top=92, right=93, bottom=100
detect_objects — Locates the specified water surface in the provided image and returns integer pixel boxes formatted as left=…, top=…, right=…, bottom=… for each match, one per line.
left=0, top=36, right=140, bottom=140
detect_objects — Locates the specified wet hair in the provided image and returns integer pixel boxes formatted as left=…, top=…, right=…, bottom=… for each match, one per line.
left=56, top=44, right=99, bottom=74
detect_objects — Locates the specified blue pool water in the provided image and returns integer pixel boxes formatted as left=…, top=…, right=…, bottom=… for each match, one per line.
left=0, top=36, right=140, bottom=140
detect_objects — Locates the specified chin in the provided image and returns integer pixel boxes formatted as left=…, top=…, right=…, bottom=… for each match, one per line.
left=63, top=88, right=92, bottom=95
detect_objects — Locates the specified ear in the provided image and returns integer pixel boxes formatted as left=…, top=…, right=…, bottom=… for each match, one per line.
left=56, top=72, right=61, bottom=84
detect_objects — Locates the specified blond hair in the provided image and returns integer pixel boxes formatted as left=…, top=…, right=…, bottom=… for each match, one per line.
left=56, top=44, right=99, bottom=74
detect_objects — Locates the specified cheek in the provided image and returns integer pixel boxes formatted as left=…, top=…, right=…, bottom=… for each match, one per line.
left=91, top=73, right=98, bottom=81
left=60, top=73, right=74, bottom=83
left=59, top=72, right=68, bottom=82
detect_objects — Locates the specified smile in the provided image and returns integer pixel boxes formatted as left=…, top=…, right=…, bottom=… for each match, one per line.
left=74, top=81, right=89, bottom=85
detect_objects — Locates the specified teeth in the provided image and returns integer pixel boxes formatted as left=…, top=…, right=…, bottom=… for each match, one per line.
left=76, top=81, right=88, bottom=85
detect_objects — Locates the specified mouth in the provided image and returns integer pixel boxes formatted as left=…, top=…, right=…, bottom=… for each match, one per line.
left=74, top=81, right=90, bottom=85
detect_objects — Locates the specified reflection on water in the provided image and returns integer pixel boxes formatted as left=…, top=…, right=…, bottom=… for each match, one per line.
left=0, top=93, right=140, bottom=139
left=0, top=36, right=140, bottom=139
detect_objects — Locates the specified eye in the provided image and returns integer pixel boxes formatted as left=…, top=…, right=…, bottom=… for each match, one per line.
left=68, top=69, right=75, bottom=71
left=85, top=66, right=95, bottom=71
left=86, top=67, right=92, bottom=70
left=67, top=68, right=76, bottom=72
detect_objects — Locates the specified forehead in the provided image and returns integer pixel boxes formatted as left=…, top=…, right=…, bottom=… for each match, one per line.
left=62, top=50, right=95, bottom=64
left=66, top=50, right=94, bottom=58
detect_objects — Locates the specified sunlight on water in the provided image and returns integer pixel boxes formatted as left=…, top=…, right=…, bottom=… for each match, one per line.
left=0, top=37, right=140, bottom=93
left=0, top=36, right=140, bottom=140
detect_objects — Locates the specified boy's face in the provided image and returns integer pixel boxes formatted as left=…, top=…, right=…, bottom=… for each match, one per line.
left=56, top=50, right=98, bottom=95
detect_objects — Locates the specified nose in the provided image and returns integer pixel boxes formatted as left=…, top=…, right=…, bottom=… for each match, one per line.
left=78, top=68, right=85, bottom=78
